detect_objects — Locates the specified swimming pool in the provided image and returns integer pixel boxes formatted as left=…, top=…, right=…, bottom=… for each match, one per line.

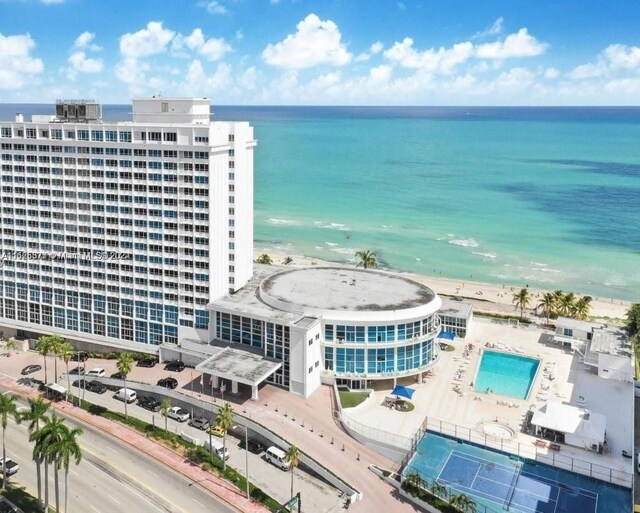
left=474, top=351, right=539, bottom=399
left=405, top=432, right=631, bottom=513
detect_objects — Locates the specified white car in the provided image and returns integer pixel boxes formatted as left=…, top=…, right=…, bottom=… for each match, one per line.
left=0, top=457, right=19, bottom=476
left=167, top=406, right=189, bottom=422
left=86, top=368, right=106, bottom=377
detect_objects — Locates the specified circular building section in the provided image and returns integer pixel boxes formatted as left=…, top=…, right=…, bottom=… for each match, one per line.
left=259, top=267, right=442, bottom=383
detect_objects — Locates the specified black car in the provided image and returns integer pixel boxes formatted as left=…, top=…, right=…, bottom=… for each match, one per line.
left=188, top=418, right=210, bottom=430
left=87, top=380, right=107, bottom=394
left=240, top=438, right=266, bottom=455
left=71, top=379, right=87, bottom=389
left=157, top=377, right=178, bottom=389
left=68, top=366, right=85, bottom=375
left=110, top=372, right=124, bottom=380
left=137, top=358, right=157, bottom=368
left=137, top=396, right=161, bottom=412
left=72, top=351, right=89, bottom=362
left=164, top=360, right=185, bottom=372
left=0, top=498, right=20, bottom=513
left=21, top=364, right=42, bottom=375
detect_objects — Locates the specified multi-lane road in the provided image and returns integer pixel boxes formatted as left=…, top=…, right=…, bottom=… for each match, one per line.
left=4, top=399, right=236, bottom=513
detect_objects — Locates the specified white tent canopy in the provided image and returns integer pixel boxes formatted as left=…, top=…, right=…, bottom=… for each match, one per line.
left=531, top=402, right=606, bottom=451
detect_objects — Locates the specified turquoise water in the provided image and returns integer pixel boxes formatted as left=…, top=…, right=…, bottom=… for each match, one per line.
left=406, top=432, right=631, bottom=513
left=2, top=105, right=639, bottom=301
left=474, top=351, right=539, bottom=400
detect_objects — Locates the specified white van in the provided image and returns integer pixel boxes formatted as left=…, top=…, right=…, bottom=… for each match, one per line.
left=265, top=446, right=290, bottom=470
left=204, top=438, right=230, bottom=461
left=115, top=388, right=137, bottom=404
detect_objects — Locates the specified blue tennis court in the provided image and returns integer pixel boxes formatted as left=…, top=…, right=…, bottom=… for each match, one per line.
left=437, top=451, right=598, bottom=513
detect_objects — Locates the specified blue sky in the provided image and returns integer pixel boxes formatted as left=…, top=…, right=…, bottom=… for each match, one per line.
left=0, top=0, right=639, bottom=105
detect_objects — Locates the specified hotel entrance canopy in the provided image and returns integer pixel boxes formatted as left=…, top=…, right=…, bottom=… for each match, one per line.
left=195, top=346, right=282, bottom=390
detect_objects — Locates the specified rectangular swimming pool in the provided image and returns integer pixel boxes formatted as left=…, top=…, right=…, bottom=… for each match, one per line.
left=474, top=350, right=540, bottom=399
left=405, top=431, right=631, bottom=513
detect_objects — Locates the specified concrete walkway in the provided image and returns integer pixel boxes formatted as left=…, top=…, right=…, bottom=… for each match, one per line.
left=242, top=385, right=419, bottom=513
left=0, top=375, right=269, bottom=513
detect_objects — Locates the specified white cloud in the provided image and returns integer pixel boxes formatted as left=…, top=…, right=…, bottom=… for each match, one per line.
left=603, top=44, right=640, bottom=70
left=473, top=17, right=504, bottom=39
left=355, top=41, right=384, bottom=62
left=120, top=21, right=175, bottom=59
left=238, top=66, right=257, bottom=90
left=262, top=13, right=352, bottom=69
left=370, top=64, right=392, bottom=82
left=544, top=67, right=560, bottom=79
left=73, top=31, right=101, bottom=51
left=384, top=37, right=474, bottom=73
left=172, top=28, right=231, bottom=61
left=116, top=57, right=147, bottom=86
left=568, top=44, right=640, bottom=80
left=178, top=59, right=232, bottom=95
left=476, top=28, right=548, bottom=60
left=68, top=51, right=103, bottom=74
left=0, top=32, right=44, bottom=89
left=199, top=1, right=227, bottom=15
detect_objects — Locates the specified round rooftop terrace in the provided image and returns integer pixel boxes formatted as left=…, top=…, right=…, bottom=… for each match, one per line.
left=259, top=267, right=440, bottom=321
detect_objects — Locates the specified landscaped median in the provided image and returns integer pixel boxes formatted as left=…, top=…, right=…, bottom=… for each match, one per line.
left=1, top=484, right=56, bottom=513
left=72, top=396, right=282, bottom=511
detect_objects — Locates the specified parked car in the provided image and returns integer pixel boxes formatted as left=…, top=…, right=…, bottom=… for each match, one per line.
left=86, top=368, right=106, bottom=378
left=209, top=424, right=225, bottom=437
left=265, top=446, right=290, bottom=470
left=239, top=438, right=266, bottom=455
left=21, top=364, right=41, bottom=375
left=0, top=458, right=19, bottom=476
left=72, top=351, right=89, bottom=362
left=167, top=406, right=189, bottom=422
left=188, top=417, right=210, bottom=431
left=138, top=396, right=161, bottom=412
left=110, top=372, right=124, bottom=380
left=157, top=377, right=178, bottom=389
left=71, top=379, right=87, bottom=389
left=137, top=358, right=157, bottom=368
left=68, top=366, right=85, bottom=375
left=87, top=380, right=107, bottom=394
left=114, top=388, right=137, bottom=403
left=164, top=360, right=185, bottom=372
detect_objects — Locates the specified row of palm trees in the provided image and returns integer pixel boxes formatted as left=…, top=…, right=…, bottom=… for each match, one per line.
left=35, top=335, right=78, bottom=387
left=404, top=472, right=476, bottom=512
left=512, top=288, right=592, bottom=322
left=1, top=393, right=83, bottom=513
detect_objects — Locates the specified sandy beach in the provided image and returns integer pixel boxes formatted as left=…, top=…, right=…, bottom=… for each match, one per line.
left=253, top=248, right=632, bottom=321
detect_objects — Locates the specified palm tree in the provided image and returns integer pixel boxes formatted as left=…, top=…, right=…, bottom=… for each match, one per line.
left=49, top=335, right=66, bottom=381
left=559, top=292, right=576, bottom=317
left=282, top=256, right=293, bottom=265
left=19, top=397, right=50, bottom=510
left=573, top=296, right=592, bottom=320
left=430, top=480, right=448, bottom=500
left=31, top=413, right=67, bottom=513
left=403, top=472, right=425, bottom=493
left=59, top=342, right=75, bottom=403
left=36, top=336, right=53, bottom=383
left=116, top=352, right=134, bottom=419
left=216, top=402, right=234, bottom=471
left=625, top=303, right=640, bottom=337
left=54, top=424, right=83, bottom=513
left=4, top=338, right=20, bottom=355
left=355, top=250, right=378, bottom=270
left=256, top=254, right=272, bottom=265
left=450, top=493, right=477, bottom=513
left=0, top=393, right=20, bottom=490
left=512, top=288, right=531, bottom=319
left=160, top=399, right=172, bottom=431
left=284, top=444, right=300, bottom=500
left=538, top=292, right=557, bottom=323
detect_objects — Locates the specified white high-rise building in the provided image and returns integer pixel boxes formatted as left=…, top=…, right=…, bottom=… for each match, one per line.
left=0, top=97, right=255, bottom=352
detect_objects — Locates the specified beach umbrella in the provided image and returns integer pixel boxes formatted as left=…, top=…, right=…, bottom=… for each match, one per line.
left=391, top=385, right=416, bottom=400
left=437, top=331, right=455, bottom=340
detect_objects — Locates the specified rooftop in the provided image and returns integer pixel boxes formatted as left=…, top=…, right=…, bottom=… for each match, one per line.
left=195, top=346, right=281, bottom=386
left=590, top=327, right=631, bottom=358
left=555, top=316, right=604, bottom=332
left=531, top=402, right=606, bottom=442
left=439, top=299, right=473, bottom=319
left=260, top=267, right=437, bottom=313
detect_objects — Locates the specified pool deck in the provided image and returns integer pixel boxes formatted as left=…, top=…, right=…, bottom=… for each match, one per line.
left=344, top=318, right=634, bottom=482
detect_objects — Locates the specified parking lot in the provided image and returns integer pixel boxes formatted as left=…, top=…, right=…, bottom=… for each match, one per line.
left=6, top=351, right=343, bottom=513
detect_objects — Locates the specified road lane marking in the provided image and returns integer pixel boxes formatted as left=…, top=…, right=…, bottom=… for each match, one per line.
left=109, top=495, right=120, bottom=504
left=148, top=471, right=159, bottom=478
left=90, top=506, right=100, bottom=513
left=192, top=498, right=205, bottom=507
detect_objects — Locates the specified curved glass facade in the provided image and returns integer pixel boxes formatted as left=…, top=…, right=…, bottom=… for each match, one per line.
left=324, top=314, right=438, bottom=343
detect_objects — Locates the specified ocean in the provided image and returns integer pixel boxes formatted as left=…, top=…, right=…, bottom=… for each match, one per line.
left=2, top=104, right=639, bottom=301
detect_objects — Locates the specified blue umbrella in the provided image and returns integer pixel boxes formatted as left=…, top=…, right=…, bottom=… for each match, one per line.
left=438, top=331, right=455, bottom=340
left=391, top=385, right=416, bottom=400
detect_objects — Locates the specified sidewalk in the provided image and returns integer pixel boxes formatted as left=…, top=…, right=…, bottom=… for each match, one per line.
left=0, top=375, right=269, bottom=513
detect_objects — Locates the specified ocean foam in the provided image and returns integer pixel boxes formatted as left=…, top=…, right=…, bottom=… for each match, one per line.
left=325, top=242, right=339, bottom=246
left=472, top=252, right=497, bottom=259
left=267, top=218, right=295, bottom=225
left=330, top=247, right=356, bottom=256
left=318, top=222, right=349, bottom=230
left=448, top=238, right=479, bottom=248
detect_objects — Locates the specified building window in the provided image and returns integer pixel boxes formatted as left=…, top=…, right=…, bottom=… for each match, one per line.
left=161, top=102, right=168, bottom=112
